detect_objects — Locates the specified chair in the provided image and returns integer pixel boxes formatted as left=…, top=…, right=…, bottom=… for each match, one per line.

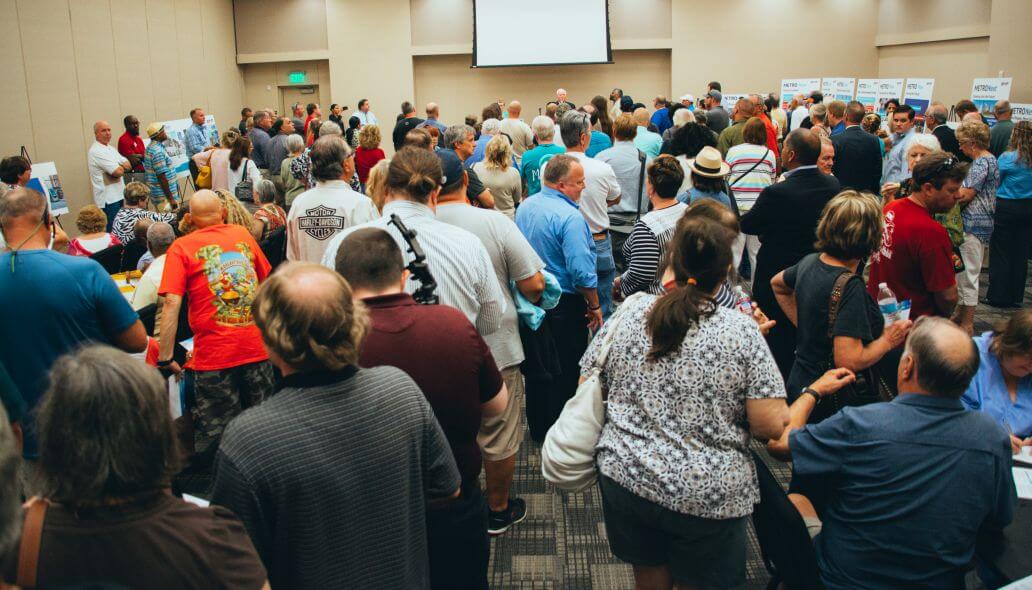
left=259, top=226, right=287, bottom=270
left=750, top=450, right=825, bottom=590
left=90, top=244, right=125, bottom=274
left=120, top=241, right=147, bottom=272
left=137, top=303, right=157, bottom=336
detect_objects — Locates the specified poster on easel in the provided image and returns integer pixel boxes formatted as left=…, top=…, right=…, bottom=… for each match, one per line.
left=26, top=161, right=68, bottom=216
left=821, top=78, right=856, bottom=102
left=1012, top=103, right=1032, bottom=123
left=780, top=78, right=821, bottom=110
left=971, top=78, right=1012, bottom=126
left=856, top=79, right=879, bottom=113
left=160, top=115, right=217, bottom=180
left=876, top=79, right=905, bottom=116
left=902, top=79, right=935, bottom=116
left=721, top=93, right=749, bottom=111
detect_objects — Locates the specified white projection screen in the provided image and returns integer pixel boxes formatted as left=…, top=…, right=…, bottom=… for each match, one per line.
left=473, top=0, right=612, bottom=68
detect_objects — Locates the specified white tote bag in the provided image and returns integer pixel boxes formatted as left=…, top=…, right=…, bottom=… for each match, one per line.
left=541, top=293, right=643, bottom=492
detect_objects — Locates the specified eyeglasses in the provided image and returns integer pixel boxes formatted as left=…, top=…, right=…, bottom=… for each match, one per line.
left=913, top=156, right=957, bottom=186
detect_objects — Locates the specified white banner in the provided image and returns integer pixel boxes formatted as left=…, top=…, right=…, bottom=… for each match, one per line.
left=1012, top=103, right=1032, bottom=123
left=902, top=78, right=935, bottom=116
left=780, top=78, right=821, bottom=110
left=856, top=79, right=879, bottom=113
left=821, top=78, right=856, bottom=102
left=876, top=79, right=904, bottom=116
left=721, top=93, right=749, bottom=111
left=971, top=78, right=1013, bottom=125
left=160, top=115, right=217, bottom=180
left=26, top=161, right=68, bottom=216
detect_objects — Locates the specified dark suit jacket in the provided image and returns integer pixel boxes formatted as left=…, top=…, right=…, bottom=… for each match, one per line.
left=741, top=168, right=841, bottom=377
left=932, top=124, right=962, bottom=160
left=831, top=126, right=883, bottom=194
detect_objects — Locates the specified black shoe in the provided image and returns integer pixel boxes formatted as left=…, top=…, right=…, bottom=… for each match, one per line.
left=488, top=497, right=527, bottom=536
left=980, top=297, right=1019, bottom=308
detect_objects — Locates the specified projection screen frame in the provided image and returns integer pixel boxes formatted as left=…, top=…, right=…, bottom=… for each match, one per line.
left=471, top=0, right=614, bottom=68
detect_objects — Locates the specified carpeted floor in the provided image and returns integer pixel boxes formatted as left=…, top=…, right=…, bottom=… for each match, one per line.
left=176, top=266, right=1030, bottom=589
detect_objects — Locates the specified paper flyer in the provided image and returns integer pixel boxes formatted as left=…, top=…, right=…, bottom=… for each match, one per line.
left=160, top=115, right=217, bottom=180
left=971, top=78, right=1013, bottom=125
left=1012, top=103, right=1032, bottom=123
left=876, top=79, right=905, bottom=116
left=902, top=78, right=935, bottom=116
left=26, top=161, right=68, bottom=216
left=780, top=78, right=821, bottom=110
left=856, top=79, right=879, bottom=113
left=821, top=78, right=856, bottom=102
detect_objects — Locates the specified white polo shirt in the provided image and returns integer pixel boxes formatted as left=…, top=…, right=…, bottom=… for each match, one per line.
left=87, top=141, right=128, bottom=207
left=541, top=150, right=621, bottom=234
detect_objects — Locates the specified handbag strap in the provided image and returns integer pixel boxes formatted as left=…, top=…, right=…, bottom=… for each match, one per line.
left=728, top=148, right=769, bottom=187
left=634, top=150, right=647, bottom=223
left=16, top=496, right=49, bottom=588
left=826, top=270, right=856, bottom=342
left=593, top=292, right=647, bottom=370
left=240, top=158, right=249, bottom=182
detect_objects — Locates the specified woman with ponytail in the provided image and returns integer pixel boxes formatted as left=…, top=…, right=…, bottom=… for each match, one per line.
left=582, top=216, right=791, bottom=589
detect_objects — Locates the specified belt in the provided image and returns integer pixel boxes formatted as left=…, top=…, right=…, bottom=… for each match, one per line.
left=592, top=230, right=609, bottom=241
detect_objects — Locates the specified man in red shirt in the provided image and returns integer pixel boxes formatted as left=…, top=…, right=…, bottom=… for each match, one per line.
left=117, top=115, right=146, bottom=173
left=336, top=227, right=507, bottom=590
left=750, top=94, right=781, bottom=161
left=157, top=190, right=274, bottom=462
left=867, top=152, right=967, bottom=318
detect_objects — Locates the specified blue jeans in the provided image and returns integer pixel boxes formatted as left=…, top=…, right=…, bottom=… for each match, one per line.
left=595, top=234, right=616, bottom=319
left=102, top=201, right=122, bottom=232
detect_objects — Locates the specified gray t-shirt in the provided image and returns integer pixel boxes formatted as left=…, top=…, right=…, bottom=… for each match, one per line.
left=435, top=203, right=544, bottom=369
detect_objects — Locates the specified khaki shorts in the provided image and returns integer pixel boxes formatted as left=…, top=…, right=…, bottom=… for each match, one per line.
left=478, top=366, right=525, bottom=461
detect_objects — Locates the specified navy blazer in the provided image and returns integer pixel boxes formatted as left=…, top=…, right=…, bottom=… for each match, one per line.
left=831, top=126, right=883, bottom=195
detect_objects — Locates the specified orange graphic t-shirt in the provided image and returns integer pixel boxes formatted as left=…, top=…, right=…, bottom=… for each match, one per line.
left=159, top=224, right=271, bottom=371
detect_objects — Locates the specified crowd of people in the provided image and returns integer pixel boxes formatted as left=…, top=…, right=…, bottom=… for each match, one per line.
left=0, top=82, right=1030, bottom=590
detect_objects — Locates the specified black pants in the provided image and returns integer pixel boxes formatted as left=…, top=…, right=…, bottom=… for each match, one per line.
left=427, top=483, right=489, bottom=590
left=987, top=198, right=1032, bottom=306
left=525, top=294, right=589, bottom=443
left=610, top=229, right=630, bottom=274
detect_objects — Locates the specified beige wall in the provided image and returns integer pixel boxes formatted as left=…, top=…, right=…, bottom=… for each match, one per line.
left=234, top=0, right=328, bottom=59
left=241, top=60, right=331, bottom=115
left=988, top=0, right=1032, bottom=101
left=413, top=50, right=672, bottom=126
left=0, top=0, right=243, bottom=228
left=877, top=0, right=991, bottom=44
left=877, top=38, right=991, bottom=107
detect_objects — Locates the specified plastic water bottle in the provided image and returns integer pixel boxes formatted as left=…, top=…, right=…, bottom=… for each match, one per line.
left=734, top=286, right=754, bottom=314
left=877, top=283, right=901, bottom=325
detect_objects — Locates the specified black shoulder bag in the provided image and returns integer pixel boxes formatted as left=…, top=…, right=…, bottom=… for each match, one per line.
left=808, top=271, right=895, bottom=424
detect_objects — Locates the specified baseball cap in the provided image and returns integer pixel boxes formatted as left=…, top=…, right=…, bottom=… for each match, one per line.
left=707, top=89, right=722, bottom=102
left=680, top=94, right=695, bottom=103
left=436, top=149, right=465, bottom=192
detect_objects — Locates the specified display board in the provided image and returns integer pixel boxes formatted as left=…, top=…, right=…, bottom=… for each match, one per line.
left=1012, top=103, right=1032, bottom=123
left=780, top=78, right=821, bottom=110
left=902, top=78, right=935, bottom=116
left=855, top=79, right=879, bottom=113
left=971, top=78, right=1013, bottom=125
left=721, top=93, right=749, bottom=111
left=876, top=79, right=904, bottom=116
left=473, top=0, right=611, bottom=67
left=160, top=115, right=217, bottom=180
left=26, top=161, right=68, bottom=216
left=821, top=78, right=856, bottom=102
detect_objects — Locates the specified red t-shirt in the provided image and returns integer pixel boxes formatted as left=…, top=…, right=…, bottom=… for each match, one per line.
left=117, top=132, right=146, bottom=172
left=159, top=224, right=271, bottom=371
left=354, top=147, right=386, bottom=183
left=758, top=113, right=780, bottom=158
left=867, top=197, right=955, bottom=318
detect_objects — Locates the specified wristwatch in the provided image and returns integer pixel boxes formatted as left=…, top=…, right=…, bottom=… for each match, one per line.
left=800, top=387, right=820, bottom=402
left=156, top=359, right=174, bottom=368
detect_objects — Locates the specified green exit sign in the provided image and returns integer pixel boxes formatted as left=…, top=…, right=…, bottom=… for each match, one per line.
left=288, top=71, right=306, bottom=84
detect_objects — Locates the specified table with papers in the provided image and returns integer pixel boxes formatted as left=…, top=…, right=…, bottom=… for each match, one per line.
left=111, top=270, right=142, bottom=302
left=978, top=450, right=1032, bottom=584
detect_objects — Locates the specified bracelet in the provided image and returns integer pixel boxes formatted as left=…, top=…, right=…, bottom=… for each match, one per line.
left=800, top=387, right=820, bottom=401
left=156, top=359, right=174, bottom=368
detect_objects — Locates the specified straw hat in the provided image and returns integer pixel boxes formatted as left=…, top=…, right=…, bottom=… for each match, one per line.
left=687, top=146, right=730, bottom=178
left=145, top=122, right=165, bottom=139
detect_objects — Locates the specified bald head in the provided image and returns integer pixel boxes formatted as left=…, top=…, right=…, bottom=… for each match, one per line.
left=426, top=102, right=439, bottom=118
left=926, top=103, right=948, bottom=127
left=736, top=98, right=755, bottom=120
left=994, top=100, right=1012, bottom=120
left=93, top=120, right=113, bottom=145
left=188, top=190, right=227, bottom=229
left=902, top=317, right=979, bottom=398
left=962, top=111, right=984, bottom=124
left=633, top=107, right=650, bottom=127
left=508, top=101, right=522, bottom=117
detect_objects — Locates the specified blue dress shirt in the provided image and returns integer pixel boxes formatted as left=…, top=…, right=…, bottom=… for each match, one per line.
left=881, top=127, right=916, bottom=185
left=962, top=331, right=1032, bottom=437
left=184, top=122, right=216, bottom=158
left=790, top=394, right=1015, bottom=590
left=515, top=187, right=597, bottom=294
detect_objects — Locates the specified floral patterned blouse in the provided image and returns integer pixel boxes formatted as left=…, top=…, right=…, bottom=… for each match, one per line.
left=582, top=294, right=786, bottom=519
left=960, top=154, right=1000, bottom=243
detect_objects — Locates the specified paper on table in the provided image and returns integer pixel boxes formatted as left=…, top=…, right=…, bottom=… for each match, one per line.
left=1014, top=467, right=1032, bottom=500
left=1016, top=446, right=1032, bottom=467
left=182, top=494, right=210, bottom=507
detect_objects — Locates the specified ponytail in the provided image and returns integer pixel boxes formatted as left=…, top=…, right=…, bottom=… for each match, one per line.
left=387, top=147, right=442, bottom=204
left=646, top=216, right=734, bottom=361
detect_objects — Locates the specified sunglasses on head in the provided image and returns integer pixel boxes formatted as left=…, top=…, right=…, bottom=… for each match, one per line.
left=913, top=156, right=956, bottom=186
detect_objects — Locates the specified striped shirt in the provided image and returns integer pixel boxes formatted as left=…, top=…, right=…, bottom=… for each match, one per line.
left=111, top=206, right=176, bottom=245
left=321, top=200, right=506, bottom=336
left=143, top=141, right=179, bottom=204
left=725, top=143, right=777, bottom=211
left=619, top=202, right=687, bottom=296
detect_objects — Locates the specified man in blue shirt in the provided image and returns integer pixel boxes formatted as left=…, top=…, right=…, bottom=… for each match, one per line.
left=248, top=110, right=273, bottom=171
left=632, top=108, right=663, bottom=158
left=881, top=104, right=918, bottom=184
left=649, top=97, right=673, bottom=135
left=520, top=116, right=566, bottom=196
left=515, top=153, right=602, bottom=441
left=777, top=317, right=1015, bottom=590
left=0, top=188, right=147, bottom=461
left=184, top=107, right=217, bottom=158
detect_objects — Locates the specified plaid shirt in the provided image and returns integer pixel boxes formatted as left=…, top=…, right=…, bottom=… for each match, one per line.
left=143, top=141, right=179, bottom=204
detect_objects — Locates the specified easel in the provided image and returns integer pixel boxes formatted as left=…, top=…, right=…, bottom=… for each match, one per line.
left=19, top=145, right=64, bottom=231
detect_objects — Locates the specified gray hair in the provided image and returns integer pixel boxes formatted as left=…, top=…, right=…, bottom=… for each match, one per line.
left=311, top=136, right=353, bottom=182
left=927, top=104, right=948, bottom=125
left=252, top=110, right=271, bottom=125
left=542, top=153, right=578, bottom=184
left=286, top=133, right=305, bottom=154
left=559, top=111, right=591, bottom=148
left=37, top=345, right=181, bottom=505
left=810, top=103, right=828, bottom=123
left=481, top=118, right=502, bottom=136
left=531, top=115, right=555, bottom=141
left=0, top=187, right=46, bottom=228
left=254, top=178, right=278, bottom=204
left=443, top=124, right=474, bottom=150
left=693, top=109, right=709, bottom=125
left=994, top=100, right=1011, bottom=115
left=672, top=108, right=695, bottom=127
left=0, top=404, right=20, bottom=559
left=145, top=222, right=175, bottom=256
left=908, top=133, right=941, bottom=155
left=319, top=121, right=342, bottom=137
left=904, top=317, right=980, bottom=398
